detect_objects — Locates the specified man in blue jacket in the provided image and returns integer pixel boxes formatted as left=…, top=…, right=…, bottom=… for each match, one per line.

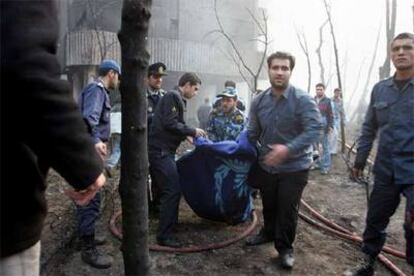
left=350, top=32, right=414, bottom=276
left=77, top=59, right=121, bottom=268
left=246, top=51, right=322, bottom=269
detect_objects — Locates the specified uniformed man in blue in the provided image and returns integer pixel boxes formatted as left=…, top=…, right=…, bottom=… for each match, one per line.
left=207, top=87, right=245, bottom=142
left=146, top=62, right=167, bottom=215
left=77, top=59, right=120, bottom=268
left=148, top=72, right=206, bottom=247
left=349, top=32, right=414, bottom=275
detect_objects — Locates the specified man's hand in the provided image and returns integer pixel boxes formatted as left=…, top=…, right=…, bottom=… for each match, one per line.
left=350, top=167, right=363, bottom=182
left=186, top=136, right=194, bottom=144
left=194, top=128, right=206, bottom=138
left=263, top=144, right=289, bottom=167
left=95, top=142, right=107, bottom=159
left=64, top=173, right=106, bottom=206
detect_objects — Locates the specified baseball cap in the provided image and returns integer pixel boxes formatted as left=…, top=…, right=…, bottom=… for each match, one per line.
left=99, top=59, right=121, bottom=75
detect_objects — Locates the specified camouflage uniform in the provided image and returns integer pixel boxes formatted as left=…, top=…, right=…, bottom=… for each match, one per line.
left=207, top=107, right=245, bottom=142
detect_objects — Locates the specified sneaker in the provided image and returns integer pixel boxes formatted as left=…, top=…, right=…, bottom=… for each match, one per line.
left=245, top=228, right=272, bottom=246
left=320, top=169, right=329, bottom=175
left=280, top=252, right=295, bottom=269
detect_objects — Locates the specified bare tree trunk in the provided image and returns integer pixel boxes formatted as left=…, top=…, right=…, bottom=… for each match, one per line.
left=316, top=20, right=328, bottom=85
left=323, top=0, right=345, bottom=151
left=350, top=26, right=381, bottom=125
left=379, top=0, right=396, bottom=79
left=211, top=0, right=269, bottom=97
left=118, top=0, right=151, bottom=275
left=296, top=29, right=312, bottom=93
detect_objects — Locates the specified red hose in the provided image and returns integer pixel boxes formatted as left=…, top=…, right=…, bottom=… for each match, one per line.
left=110, top=209, right=258, bottom=253
left=300, top=200, right=406, bottom=259
left=299, top=211, right=407, bottom=275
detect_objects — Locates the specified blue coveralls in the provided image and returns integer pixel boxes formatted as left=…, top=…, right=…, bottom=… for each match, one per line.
left=355, top=77, right=414, bottom=265
left=77, top=80, right=111, bottom=237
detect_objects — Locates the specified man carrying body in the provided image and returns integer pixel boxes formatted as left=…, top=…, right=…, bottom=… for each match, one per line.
left=77, top=59, right=121, bottom=268
left=207, top=87, right=245, bottom=142
left=245, top=51, right=322, bottom=269
left=148, top=73, right=206, bottom=247
left=349, top=32, right=414, bottom=276
left=314, top=83, right=334, bottom=174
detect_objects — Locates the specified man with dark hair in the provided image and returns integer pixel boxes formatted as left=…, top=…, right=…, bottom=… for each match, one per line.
left=1, top=1, right=106, bottom=274
left=245, top=51, right=322, bottom=269
left=348, top=32, right=414, bottom=276
left=146, top=62, right=168, bottom=215
left=149, top=72, right=206, bottom=247
left=314, top=83, right=334, bottom=174
left=76, top=59, right=121, bottom=268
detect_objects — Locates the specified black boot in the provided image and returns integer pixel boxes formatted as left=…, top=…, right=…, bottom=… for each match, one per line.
left=345, top=254, right=376, bottom=276
left=245, top=227, right=272, bottom=246
left=81, top=235, right=112, bottom=269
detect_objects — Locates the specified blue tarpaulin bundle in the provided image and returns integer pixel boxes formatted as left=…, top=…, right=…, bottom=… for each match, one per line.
left=177, top=131, right=257, bottom=224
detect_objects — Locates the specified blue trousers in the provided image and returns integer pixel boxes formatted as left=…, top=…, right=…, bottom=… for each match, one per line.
left=362, top=177, right=414, bottom=266
left=76, top=191, right=101, bottom=237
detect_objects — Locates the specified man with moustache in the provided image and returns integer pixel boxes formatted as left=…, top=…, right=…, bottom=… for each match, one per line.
left=245, top=51, right=322, bottom=269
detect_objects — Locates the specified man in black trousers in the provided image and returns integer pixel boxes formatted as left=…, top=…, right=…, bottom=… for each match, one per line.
left=148, top=72, right=206, bottom=247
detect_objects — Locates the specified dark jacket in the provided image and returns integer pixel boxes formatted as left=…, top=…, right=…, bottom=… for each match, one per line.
left=1, top=0, right=103, bottom=257
left=355, top=77, right=414, bottom=185
left=315, top=96, right=334, bottom=132
left=149, top=89, right=196, bottom=152
left=78, top=81, right=111, bottom=143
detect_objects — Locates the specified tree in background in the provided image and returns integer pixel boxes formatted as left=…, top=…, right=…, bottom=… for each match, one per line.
left=379, top=0, right=396, bottom=80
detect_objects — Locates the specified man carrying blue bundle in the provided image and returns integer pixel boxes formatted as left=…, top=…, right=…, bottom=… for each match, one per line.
left=246, top=51, right=322, bottom=269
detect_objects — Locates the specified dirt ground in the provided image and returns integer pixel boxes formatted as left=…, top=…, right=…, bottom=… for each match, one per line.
left=41, top=153, right=412, bottom=276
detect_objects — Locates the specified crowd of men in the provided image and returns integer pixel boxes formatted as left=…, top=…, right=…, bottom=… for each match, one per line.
left=1, top=1, right=413, bottom=275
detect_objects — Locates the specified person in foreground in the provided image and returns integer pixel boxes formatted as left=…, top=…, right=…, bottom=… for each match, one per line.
left=246, top=51, right=322, bottom=269
left=348, top=32, right=414, bottom=276
left=1, top=1, right=106, bottom=274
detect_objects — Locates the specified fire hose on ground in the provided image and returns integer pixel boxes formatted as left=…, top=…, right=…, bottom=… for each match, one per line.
left=300, top=199, right=408, bottom=276
left=109, top=209, right=258, bottom=253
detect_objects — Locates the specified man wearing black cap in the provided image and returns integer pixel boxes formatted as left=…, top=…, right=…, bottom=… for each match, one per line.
left=76, top=59, right=121, bottom=268
left=147, top=62, right=168, bottom=129
left=146, top=62, right=168, bottom=215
